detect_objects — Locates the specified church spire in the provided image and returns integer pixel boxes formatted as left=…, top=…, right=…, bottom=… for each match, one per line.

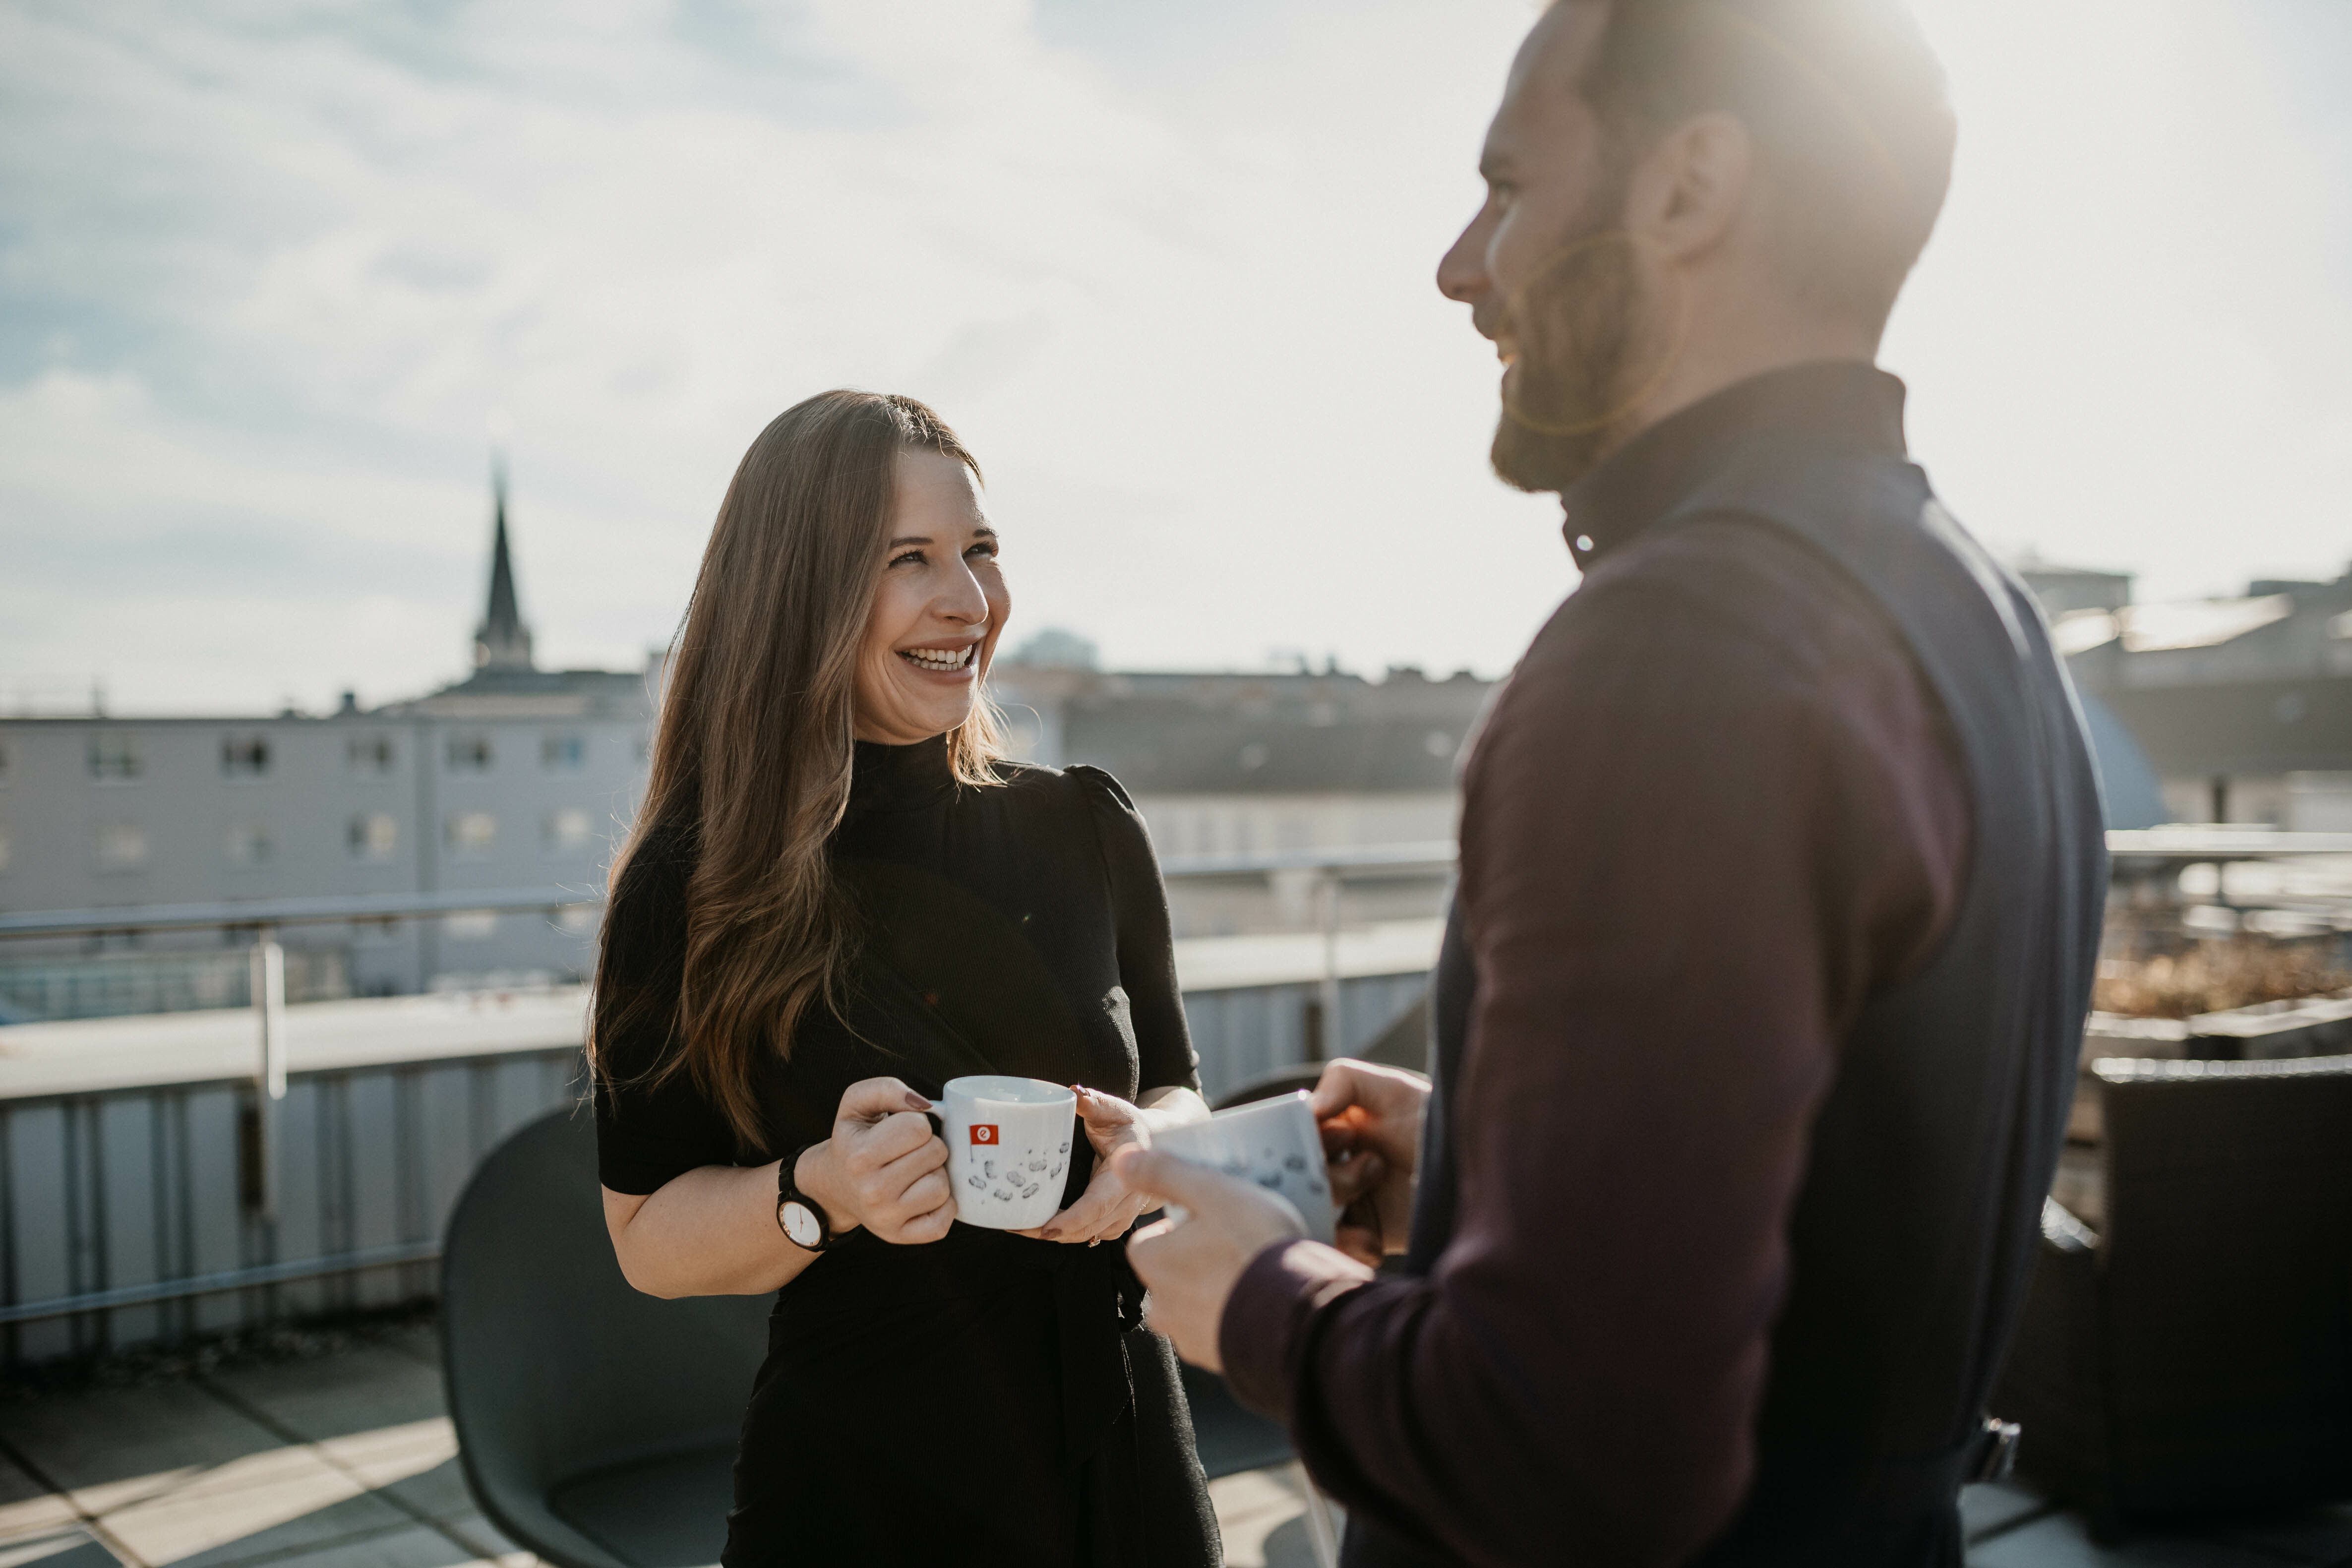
left=473, top=452, right=535, bottom=672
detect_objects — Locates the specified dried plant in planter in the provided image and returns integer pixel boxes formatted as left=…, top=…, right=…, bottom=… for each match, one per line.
left=2094, top=937, right=2352, bottom=1021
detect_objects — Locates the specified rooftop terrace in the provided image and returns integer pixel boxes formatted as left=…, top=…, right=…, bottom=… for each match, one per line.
left=5, top=845, right=2349, bottom=1563
left=2, top=1322, right=2346, bottom=1568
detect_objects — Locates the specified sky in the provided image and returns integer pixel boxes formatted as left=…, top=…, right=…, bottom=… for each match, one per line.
left=3, top=0, right=2350, bottom=716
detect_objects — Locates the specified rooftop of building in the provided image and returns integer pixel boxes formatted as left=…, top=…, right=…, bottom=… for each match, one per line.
left=995, top=658, right=1494, bottom=794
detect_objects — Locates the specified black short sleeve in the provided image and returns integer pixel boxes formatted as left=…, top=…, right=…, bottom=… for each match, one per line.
left=592, top=828, right=739, bottom=1195
left=1066, top=765, right=1201, bottom=1097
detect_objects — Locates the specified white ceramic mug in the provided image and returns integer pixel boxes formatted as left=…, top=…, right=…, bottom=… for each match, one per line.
left=1149, top=1090, right=1336, bottom=1246
left=924, top=1075, right=1078, bottom=1231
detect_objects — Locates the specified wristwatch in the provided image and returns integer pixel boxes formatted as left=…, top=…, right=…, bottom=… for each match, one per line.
left=776, top=1148, right=839, bottom=1252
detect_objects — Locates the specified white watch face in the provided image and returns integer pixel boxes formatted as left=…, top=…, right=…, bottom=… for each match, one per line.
left=781, top=1199, right=824, bottom=1249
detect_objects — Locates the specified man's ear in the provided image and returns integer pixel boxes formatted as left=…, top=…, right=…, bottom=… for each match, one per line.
left=1627, top=111, right=1754, bottom=264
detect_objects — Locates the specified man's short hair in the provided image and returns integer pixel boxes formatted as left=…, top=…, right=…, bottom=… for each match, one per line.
left=1581, top=0, right=1956, bottom=334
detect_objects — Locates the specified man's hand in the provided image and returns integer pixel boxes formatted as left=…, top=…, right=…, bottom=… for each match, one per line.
left=1314, top=1059, right=1431, bottom=1266
left=1116, top=1145, right=1308, bottom=1372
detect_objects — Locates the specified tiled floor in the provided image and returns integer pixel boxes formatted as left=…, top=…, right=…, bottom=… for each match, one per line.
left=0, top=1327, right=1324, bottom=1568
left=0, top=1328, right=523, bottom=1568
left=1205, top=1465, right=1326, bottom=1568
left=2, top=1336, right=2346, bottom=1568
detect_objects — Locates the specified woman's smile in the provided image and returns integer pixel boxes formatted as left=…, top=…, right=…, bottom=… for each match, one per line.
left=897, top=640, right=979, bottom=676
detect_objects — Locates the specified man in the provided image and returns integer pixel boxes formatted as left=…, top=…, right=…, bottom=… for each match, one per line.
left=1116, top=1, right=2108, bottom=1564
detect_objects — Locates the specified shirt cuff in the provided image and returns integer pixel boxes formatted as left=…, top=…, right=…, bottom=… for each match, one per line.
left=1218, top=1237, right=1378, bottom=1421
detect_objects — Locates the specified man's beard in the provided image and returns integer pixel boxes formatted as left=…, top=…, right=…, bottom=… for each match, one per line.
left=1489, top=216, right=1658, bottom=494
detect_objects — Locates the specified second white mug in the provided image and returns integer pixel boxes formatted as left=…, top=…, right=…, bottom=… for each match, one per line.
left=1150, top=1090, right=1337, bottom=1246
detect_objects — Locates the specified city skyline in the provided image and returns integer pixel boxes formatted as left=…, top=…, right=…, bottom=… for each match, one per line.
left=4, top=0, right=2350, bottom=716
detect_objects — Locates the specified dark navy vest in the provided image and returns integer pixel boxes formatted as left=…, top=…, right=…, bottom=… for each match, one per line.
left=1351, top=434, right=2108, bottom=1566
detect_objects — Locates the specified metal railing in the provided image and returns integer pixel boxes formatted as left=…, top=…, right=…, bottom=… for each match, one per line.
left=0, top=885, right=603, bottom=942
left=0, top=861, right=1446, bottom=1327
left=15, top=826, right=2340, bottom=948
left=1154, top=840, right=1459, bottom=879
left=0, top=1243, right=445, bottom=1328
left=2105, top=828, right=2352, bottom=868
left=1159, top=840, right=1457, bottom=1061
left=5, top=827, right=2345, bottom=1329
left=0, top=886, right=603, bottom=1316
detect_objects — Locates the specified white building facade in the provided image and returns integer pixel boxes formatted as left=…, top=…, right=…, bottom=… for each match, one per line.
left=0, top=483, right=657, bottom=1017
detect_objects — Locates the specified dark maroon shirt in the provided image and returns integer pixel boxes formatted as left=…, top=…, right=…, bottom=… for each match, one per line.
left=1218, top=365, right=1973, bottom=1566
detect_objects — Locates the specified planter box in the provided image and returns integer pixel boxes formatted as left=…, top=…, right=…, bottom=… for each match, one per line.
left=2070, top=990, right=2352, bottom=1147
left=2082, top=989, right=2352, bottom=1064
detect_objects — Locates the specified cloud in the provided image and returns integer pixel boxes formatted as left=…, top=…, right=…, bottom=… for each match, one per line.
left=1, top=0, right=1566, bottom=713
left=1, top=0, right=2348, bottom=715
left=1894, top=0, right=2352, bottom=600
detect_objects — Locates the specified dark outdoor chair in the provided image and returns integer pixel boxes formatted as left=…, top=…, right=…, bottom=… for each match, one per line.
left=1991, top=1054, right=2352, bottom=1533
left=1213, top=979, right=1433, bottom=1116
left=443, top=1107, right=770, bottom=1568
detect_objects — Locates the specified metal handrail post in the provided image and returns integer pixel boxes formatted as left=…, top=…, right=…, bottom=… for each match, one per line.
left=251, top=924, right=288, bottom=1219
left=1316, top=870, right=1341, bottom=1062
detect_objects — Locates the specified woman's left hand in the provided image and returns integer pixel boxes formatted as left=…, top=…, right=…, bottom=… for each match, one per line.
left=1025, top=1085, right=1203, bottom=1245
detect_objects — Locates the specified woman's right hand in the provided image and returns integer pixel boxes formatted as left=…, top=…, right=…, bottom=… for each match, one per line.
left=796, top=1078, right=955, bottom=1245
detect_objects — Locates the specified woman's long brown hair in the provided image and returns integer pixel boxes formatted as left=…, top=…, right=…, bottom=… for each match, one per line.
left=589, top=390, right=1004, bottom=1154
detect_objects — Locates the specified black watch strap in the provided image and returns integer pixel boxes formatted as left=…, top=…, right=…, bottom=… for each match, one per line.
left=776, top=1147, right=837, bottom=1252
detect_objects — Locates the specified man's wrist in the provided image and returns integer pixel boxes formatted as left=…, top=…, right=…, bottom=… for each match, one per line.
left=1218, top=1236, right=1377, bottom=1420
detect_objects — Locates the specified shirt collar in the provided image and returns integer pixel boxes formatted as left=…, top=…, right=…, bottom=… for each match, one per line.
left=1560, top=360, right=1910, bottom=570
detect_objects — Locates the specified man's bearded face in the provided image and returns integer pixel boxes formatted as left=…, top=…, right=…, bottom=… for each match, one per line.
left=1489, top=175, right=1657, bottom=494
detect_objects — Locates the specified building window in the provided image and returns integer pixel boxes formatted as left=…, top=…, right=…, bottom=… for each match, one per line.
left=349, top=812, right=399, bottom=862
left=447, top=811, right=497, bottom=857
left=224, top=823, right=274, bottom=866
left=543, top=807, right=594, bottom=854
left=348, top=734, right=398, bottom=777
left=221, top=734, right=271, bottom=778
left=0, top=821, right=11, bottom=872
left=0, top=739, right=11, bottom=788
left=89, top=732, right=142, bottom=781
left=444, top=910, right=499, bottom=941
left=446, top=734, right=494, bottom=773
left=94, top=821, right=148, bottom=872
left=542, top=733, right=587, bottom=772
left=555, top=904, right=598, bottom=936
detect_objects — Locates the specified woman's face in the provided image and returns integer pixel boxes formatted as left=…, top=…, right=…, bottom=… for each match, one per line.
left=851, top=446, right=1009, bottom=746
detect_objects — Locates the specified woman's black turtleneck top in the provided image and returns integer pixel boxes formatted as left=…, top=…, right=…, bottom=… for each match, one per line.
left=592, top=736, right=1217, bottom=1568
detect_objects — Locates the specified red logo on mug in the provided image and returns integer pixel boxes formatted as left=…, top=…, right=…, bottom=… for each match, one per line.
left=970, top=1124, right=998, bottom=1145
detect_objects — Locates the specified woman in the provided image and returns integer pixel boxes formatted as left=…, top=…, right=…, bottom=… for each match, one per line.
left=590, top=390, right=1221, bottom=1567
